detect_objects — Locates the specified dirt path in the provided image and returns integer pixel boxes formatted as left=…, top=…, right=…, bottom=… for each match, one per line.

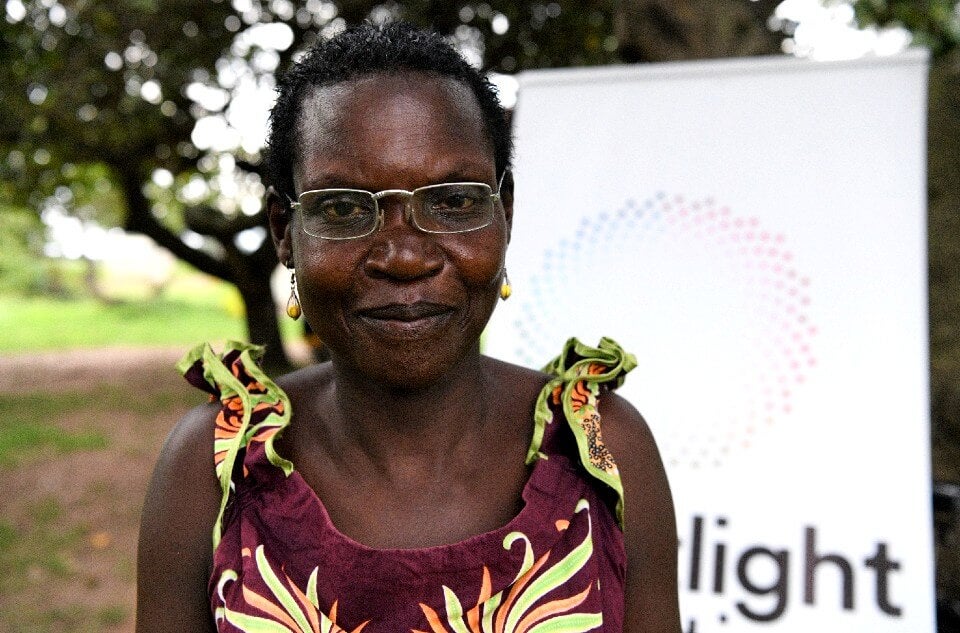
left=0, top=347, right=201, bottom=633
left=0, top=346, right=187, bottom=394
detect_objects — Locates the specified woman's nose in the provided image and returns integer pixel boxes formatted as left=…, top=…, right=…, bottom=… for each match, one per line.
left=364, top=201, right=444, bottom=280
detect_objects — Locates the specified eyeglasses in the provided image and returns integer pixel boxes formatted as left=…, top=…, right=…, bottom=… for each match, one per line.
left=288, top=172, right=506, bottom=240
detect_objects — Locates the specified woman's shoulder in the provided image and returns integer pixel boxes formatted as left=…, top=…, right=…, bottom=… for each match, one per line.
left=143, top=401, right=222, bottom=523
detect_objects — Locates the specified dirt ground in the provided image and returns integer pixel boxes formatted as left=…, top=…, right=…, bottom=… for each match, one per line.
left=0, top=347, right=201, bottom=633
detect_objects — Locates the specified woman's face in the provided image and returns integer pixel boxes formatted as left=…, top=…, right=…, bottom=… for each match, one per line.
left=275, top=72, right=512, bottom=388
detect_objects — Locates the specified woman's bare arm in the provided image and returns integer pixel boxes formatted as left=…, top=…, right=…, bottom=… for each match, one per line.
left=601, top=393, right=683, bottom=633
left=136, top=403, right=221, bottom=633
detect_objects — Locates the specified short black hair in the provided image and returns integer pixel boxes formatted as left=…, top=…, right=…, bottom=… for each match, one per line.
left=265, top=22, right=513, bottom=201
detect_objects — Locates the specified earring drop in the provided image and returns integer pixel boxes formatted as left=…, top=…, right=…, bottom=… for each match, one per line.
left=286, top=269, right=302, bottom=320
left=499, top=270, right=512, bottom=301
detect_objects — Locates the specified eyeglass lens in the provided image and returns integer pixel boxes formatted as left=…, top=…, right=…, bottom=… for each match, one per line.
left=298, top=183, right=495, bottom=239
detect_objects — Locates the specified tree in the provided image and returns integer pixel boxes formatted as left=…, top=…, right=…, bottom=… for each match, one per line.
left=2, top=0, right=292, bottom=368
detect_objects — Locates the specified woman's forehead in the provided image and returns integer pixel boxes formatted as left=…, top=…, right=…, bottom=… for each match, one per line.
left=303, top=73, right=484, bottom=137
left=293, top=72, right=494, bottom=185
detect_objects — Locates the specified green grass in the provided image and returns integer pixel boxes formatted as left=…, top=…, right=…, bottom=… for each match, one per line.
left=0, top=424, right=107, bottom=467
left=0, top=387, right=190, bottom=467
left=0, top=296, right=246, bottom=352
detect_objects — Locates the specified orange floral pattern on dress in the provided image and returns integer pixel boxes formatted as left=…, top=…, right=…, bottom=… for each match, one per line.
left=413, top=499, right=601, bottom=633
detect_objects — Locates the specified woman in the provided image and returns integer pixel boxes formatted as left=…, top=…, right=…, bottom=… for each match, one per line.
left=137, top=22, right=680, bottom=633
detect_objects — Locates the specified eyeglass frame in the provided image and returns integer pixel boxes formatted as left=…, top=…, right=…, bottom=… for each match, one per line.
left=286, top=171, right=508, bottom=240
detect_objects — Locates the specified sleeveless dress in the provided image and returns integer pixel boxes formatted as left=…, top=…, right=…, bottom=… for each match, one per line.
left=178, top=337, right=637, bottom=633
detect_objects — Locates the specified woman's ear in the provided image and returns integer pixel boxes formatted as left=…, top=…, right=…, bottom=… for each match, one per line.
left=267, top=186, right=293, bottom=266
left=500, top=170, right=514, bottom=244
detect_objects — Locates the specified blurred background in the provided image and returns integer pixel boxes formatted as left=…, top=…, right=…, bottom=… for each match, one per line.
left=0, top=1, right=957, bottom=631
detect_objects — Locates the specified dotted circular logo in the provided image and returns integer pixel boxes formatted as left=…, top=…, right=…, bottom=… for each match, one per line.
left=512, top=193, right=817, bottom=469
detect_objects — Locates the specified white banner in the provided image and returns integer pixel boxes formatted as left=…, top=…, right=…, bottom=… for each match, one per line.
left=487, top=51, right=934, bottom=632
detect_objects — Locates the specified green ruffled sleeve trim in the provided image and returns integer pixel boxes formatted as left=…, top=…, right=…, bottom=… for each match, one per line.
left=528, top=337, right=637, bottom=530
left=177, top=341, right=293, bottom=550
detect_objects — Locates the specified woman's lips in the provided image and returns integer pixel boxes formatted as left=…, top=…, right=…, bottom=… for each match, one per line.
left=356, top=302, right=455, bottom=338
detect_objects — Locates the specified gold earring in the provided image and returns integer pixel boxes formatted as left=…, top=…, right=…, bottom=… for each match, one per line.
left=286, top=269, right=301, bottom=320
left=499, top=270, right=512, bottom=301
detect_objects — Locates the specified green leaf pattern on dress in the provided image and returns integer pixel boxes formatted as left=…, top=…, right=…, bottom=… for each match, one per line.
left=414, top=498, right=602, bottom=633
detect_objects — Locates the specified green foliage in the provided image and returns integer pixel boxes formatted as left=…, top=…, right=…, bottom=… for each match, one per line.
left=854, top=0, right=960, bottom=57
left=1, top=0, right=235, bottom=201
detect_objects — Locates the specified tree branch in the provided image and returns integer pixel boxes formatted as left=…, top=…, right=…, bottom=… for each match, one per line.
left=115, top=166, right=235, bottom=282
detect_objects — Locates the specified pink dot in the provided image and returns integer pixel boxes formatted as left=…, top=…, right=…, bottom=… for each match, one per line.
left=721, top=206, right=730, bottom=215
left=753, top=246, right=763, bottom=256
left=808, top=358, right=817, bottom=367
left=720, top=220, right=730, bottom=230
left=735, top=218, right=744, bottom=228
left=801, top=296, right=810, bottom=305
left=809, top=326, right=818, bottom=335
left=761, top=232, right=770, bottom=241
left=746, top=231, right=755, bottom=241
left=783, top=252, right=794, bottom=262
left=679, top=208, right=689, bottom=218
left=801, top=277, right=810, bottom=286
left=776, top=234, right=786, bottom=243
left=773, top=264, right=783, bottom=273
left=796, top=375, right=805, bottom=383
left=787, top=269, right=797, bottom=279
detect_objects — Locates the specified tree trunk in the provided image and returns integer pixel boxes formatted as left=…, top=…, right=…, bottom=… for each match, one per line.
left=235, top=268, right=291, bottom=376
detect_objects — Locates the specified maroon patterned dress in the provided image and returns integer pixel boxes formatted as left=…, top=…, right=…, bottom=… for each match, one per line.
left=178, top=337, right=637, bottom=633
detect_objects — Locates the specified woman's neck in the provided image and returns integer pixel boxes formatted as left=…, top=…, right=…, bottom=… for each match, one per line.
left=323, top=350, right=496, bottom=475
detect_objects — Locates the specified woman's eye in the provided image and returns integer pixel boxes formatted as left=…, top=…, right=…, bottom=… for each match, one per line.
left=321, top=201, right=366, bottom=220
left=433, top=194, right=476, bottom=211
